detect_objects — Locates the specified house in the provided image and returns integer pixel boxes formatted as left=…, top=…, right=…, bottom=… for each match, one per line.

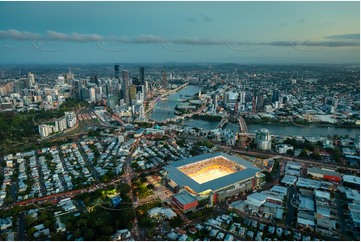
left=316, top=217, right=337, bottom=232
left=281, top=175, right=297, bottom=186
left=112, top=229, right=131, bottom=241
left=297, top=212, right=315, bottom=228
left=238, top=226, right=246, bottom=236
left=0, top=217, right=12, bottom=230
left=224, top=234, right=234, bottom=241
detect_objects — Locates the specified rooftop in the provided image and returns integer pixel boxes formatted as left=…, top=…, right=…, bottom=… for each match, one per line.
left=308, top=167, right=341, bottom=178
left=343, top=175, right=360, bottom=185
left=173, top=191, right=197, bottom=205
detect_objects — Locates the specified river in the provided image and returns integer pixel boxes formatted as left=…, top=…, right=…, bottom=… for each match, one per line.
left=150, top=85, right=202, bottom=121
left=150, top=85, right=360, bottom=138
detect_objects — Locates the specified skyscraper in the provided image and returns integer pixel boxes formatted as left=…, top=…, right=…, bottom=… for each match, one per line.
left=161, top=70, right=167, bottom=89
left=139, top=67, right=145, bottom=85
left=90, top=75, right=99, bottom=85
left=64, top=69, right=74, bottom=84
left=28, top=72, right=35, bottom=87
left=272, top=90, right=280, bottom=103
left=114, top=65, right=120, bottom=79
left=122, top=70, right=130, bottom=107
left=72, top=80, right=82, bottom=100
left=89, top=87, right=96, bottom=102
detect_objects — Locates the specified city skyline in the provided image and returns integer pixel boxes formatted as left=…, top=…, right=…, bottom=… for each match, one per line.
left=0, top=1, right=359, bottom=64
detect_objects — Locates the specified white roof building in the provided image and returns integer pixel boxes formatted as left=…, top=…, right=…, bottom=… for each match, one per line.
left=314, top=190, right=331, bottom=201
left=148, top=207, right=177, bottom=219
left=246, top=193, right=267, bottom=207
left=345, top=189, right=360, bottom=202
left=270, top=185, right=288, bottom=196
left=281, top=175, right=297, bottom=185
left=343, top=175, right=360, bottom=186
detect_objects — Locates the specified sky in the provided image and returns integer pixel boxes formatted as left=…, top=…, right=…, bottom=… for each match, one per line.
left=0, top=1, right=359, bottom=64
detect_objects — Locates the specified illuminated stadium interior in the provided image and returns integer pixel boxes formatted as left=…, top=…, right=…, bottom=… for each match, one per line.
left=178, top=157, right=245, bottom=184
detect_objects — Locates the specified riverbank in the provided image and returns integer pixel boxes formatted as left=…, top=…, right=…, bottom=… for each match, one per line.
left=191, top=114, right=223, bottom=122
left=146, top=82, right=189, bottom=115
left=244, top=119, right=360, bottom=129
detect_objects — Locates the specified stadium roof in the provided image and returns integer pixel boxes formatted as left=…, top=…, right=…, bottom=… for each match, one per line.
left=164, top=152, right=260, bottom=193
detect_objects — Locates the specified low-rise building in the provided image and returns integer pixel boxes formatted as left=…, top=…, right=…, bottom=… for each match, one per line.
left=307, top=167, right=341, bottom=182
left=148, top=207, right=177, bottom=219
left=281, top=175, right=297, bottom=186
left=172, top=191, right=198, bottom=212
left=275, top=144, right=293, bottom=154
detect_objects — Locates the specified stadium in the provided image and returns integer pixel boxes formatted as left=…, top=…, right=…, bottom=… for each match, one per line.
left=163, top=152, right=263, bottom=205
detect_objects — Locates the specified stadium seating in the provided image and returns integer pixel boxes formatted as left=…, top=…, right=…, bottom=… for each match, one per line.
left=178, top=157, right=245, bottom=184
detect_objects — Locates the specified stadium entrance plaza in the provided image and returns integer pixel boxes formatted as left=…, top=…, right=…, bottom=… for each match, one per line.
left=137, top=174, right=174, bottom=206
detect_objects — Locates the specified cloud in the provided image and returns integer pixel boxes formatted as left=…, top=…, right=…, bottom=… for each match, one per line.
left=47, top=30, right=103, bottom=42
left=279, top=23, right=287, bottom=27
left=0, top=29, right=103, bottom=42
left=0, top=29, right=41, bottom=40
left=3, top=44, right=17, bottom=49
left=0, top=29, right=359, bottom=48
left=187, top=17, right=196, bottom=24
left=299, top=18, right=305, bottom=23
left=325, top=33, right=360, bottom=40
left=201, top=14, right=213, bottom=22
left=133, top=34, right=164, bottom=43
left=187, top=14, right=213, bottom=24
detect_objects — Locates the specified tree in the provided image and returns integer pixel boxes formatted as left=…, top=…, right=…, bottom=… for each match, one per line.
left=84, top=229, right=95, bottom=240
left=117, top=183, right=131, bottom=194
left=262, top=171, right=273, bottom=182
left=286, top=149, right=295, bottom=156
left=76, top=218, right=87, bottom=228
left=331, top=149, right=342, bottom=163
left=169, top=215, right=184, bottom=227
left=103, top=225, right=114, bottom=235
left=147, top=184, right=155, bottom=190
left=299, top=149, right=308, bottom=158
left=73, top=230, right=82, bottom=239
left=310, top=152, right=322, bottom=160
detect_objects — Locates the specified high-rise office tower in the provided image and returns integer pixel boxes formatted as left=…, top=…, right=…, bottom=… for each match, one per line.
left=28, top=72, right=35, bottom=87
left=122, top=70, right=130, bottom=106
left=139, top=67, right=145, bottom=85
left=136, top=85, right=145, bottom=101
left=114, top=65, right=120, bottom=79
left=90, top=75, right=99, bottom=85
left=239, top=91, right=246, bottom=105
left=256, top=94, right=264, bottom=112
left=332, top=97, right=338, bottom=109
left=132, top=77, right=140, bottom=86
left=72, top=80, right=82, bottom=100
left=252, top=90, right=258, bottom=113
left=272, top=90, right=280, bottom=103
left=89, top=87, right=96, bottom=102
left=161, top=70, right=167, bottom=89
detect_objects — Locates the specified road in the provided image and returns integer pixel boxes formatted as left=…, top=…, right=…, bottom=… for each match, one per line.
left=76, top=141, right=100, bottom=183
left=121, top=138, right=142, bottom=240
left=285, top=186, right=297, bottom=229
left=17, top=212, right=26, bottom=241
